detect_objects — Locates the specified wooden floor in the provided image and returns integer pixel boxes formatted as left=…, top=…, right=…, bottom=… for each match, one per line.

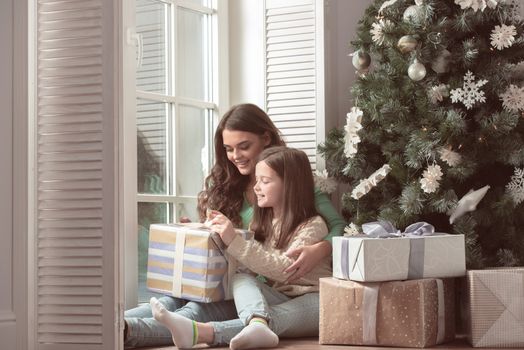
left=141, top=337, right=522, bottom=349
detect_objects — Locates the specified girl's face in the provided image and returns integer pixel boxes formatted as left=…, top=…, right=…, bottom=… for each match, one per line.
left=222, top=129, right=270, bottom=176
left=254, top=160, right=283, bottom=216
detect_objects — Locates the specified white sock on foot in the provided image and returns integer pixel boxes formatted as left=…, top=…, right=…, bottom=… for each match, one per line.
left=150, top=297, right=196, bottom=349
left=229, top=321, right=279, bottom=350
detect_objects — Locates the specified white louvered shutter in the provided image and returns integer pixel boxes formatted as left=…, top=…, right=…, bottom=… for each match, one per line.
left=35, top=0, right=118, bottom=348
left=265, top=0, right=325, bottom=169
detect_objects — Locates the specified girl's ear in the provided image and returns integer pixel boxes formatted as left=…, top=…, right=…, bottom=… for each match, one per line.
left=262, top=132, right=271, bottom=147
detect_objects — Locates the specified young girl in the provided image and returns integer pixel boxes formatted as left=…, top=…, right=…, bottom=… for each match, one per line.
left=149, top=147, right=332, bottom=349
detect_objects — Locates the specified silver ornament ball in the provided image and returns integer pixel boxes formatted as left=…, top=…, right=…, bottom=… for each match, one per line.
left=397, top=35, right=418, bottom=54
left=403, top=5, right=424, bottom=24
left=352, top=50, right=371, bottom=71
left=408, top=59, right=427, bottom=81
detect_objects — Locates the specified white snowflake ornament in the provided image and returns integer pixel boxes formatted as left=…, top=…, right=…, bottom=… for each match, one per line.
left=420, top=164, right=443, bottom=193
left=491, top=24, right=517, bottom=50
left=314, top=169, right=337, bottom=194
left=344, top=107, right=364, bottom=158
left=500, top=84, right=524, bottom=112
left=506, top=167, right=524, bottom=205
left=439, top=147, right=462, bottom=167
left=455, top=0, right=499, bottom=12
left=344, top=223, right=360, bottom=236
left=428, top=84, right=449, bottom=104
left=370, top=19, right=391, bottom=46
left=450, top=71, right=488, bottom=109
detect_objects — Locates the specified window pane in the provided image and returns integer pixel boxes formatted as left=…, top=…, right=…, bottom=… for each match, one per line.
left=136, top=0, right=169, bottom=94
left=171, top=200, right=200, bottom=224
left=137, top=98, right=168, bottom=194
left=137, top=202, right=168, bottom=302
left=176, top=105, right=209, bottom=196
left=177, top=8, right=208, bottom=100
left=182, top=0, right=211, bottom=7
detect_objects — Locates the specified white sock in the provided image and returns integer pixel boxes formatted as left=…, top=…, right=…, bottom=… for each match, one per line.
left=150, top=297, right=196, bottom=349
left=229, top=321, right=279, bottom=350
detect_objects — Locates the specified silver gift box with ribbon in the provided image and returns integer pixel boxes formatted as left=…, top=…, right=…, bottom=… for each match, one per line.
left=333, top=221, right=466, bottom=282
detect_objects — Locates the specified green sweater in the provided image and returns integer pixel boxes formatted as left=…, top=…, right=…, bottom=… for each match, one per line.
left=239, top=188, right=346, bottom=243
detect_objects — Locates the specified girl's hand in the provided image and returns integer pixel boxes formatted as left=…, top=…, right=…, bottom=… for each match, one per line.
left=207, top=210, right=237, bottom=246
left=283, top=240, right=332, bottom=283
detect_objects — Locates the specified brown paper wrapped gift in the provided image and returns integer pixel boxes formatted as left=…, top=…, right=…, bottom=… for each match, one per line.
left=319, top=277, right=455, bottom=348
left=466, top=268, right=524, bottom=348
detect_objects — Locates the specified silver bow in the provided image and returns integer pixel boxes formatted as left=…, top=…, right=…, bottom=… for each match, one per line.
left=362, top=221, right=435, bottom=238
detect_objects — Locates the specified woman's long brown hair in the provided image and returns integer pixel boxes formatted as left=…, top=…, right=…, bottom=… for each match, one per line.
left=250, top=146, right=318, bottom=249
left=197, top=104, right=285, bottom=227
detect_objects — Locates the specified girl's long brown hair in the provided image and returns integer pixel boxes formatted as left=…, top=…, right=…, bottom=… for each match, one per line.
left=197, top=104, right=285, bottom=226
left=250, top=146, right=318, bottom=249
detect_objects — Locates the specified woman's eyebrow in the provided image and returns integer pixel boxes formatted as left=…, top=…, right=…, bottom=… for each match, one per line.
left=223, top=140, right=250, bottom=148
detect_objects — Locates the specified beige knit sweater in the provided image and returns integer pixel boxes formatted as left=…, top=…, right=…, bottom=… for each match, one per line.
left=226, top=215, right=332, bottom=296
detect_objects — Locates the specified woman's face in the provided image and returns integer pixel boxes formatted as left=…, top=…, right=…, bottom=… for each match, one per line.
left=222, top=129, right=270, bottom=176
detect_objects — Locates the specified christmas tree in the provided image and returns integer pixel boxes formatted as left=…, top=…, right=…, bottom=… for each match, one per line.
left=320, top=0, right=524, bottom=268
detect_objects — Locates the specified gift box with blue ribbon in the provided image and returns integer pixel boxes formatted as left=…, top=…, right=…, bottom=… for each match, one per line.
left=333, top=221, right=466, bottom=282
left=146, top=223, right=252, bottom=302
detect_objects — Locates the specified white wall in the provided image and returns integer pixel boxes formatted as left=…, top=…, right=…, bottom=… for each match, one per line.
left=228, top=0, right=265, bottom=108
left=0, top=0, right=16, bottom=348
left=324, top=0, right=372, bottom=129
left=228, top=0, right=373, bottom=130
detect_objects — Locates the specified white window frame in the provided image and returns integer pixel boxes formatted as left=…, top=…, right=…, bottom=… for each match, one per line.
left=123, top=0, right=229, bottom=308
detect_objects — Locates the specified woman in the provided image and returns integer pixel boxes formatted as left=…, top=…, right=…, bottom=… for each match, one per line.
left=124, top=103, right=346, bottom=348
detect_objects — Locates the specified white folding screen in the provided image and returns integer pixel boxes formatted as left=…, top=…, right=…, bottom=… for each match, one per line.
left=34, top=0, right=118, bottom=348
left=264, top=0, right=325, bottom=169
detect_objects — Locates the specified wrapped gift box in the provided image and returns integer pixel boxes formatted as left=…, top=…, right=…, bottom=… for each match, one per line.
left=333, top=233, right=466, bottom=282
left=146, top=223, right=251, bottom=303
left=319, top=277, right=456, bottom=348
left=466, top=268, right=524, bottom=348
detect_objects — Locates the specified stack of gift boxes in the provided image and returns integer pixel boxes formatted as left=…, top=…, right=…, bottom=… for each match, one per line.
left=321, top=221, right=524, bottom=348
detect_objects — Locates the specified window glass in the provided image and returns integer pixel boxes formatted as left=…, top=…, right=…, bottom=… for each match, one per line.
left=137, top=98, right=168, bottom=195
left=177, top=8, right=207, bottom=100
left=136, top=0, right=169, bottom=94
left=137, top=202, right=168, bottom=301
left=176, top=105, right=208, bottom=196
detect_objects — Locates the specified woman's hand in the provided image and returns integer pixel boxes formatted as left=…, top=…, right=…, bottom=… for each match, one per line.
left=179, top=216, right=191, bottom=223
left=283, top=240, right=332, bottom=283
left=206, top=210, right=237, bottom=246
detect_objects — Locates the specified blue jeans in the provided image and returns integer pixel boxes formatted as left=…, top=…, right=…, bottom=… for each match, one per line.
left=124, top=290, right=320, bottom=347
left=232, top=273, right=320, bottom=336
